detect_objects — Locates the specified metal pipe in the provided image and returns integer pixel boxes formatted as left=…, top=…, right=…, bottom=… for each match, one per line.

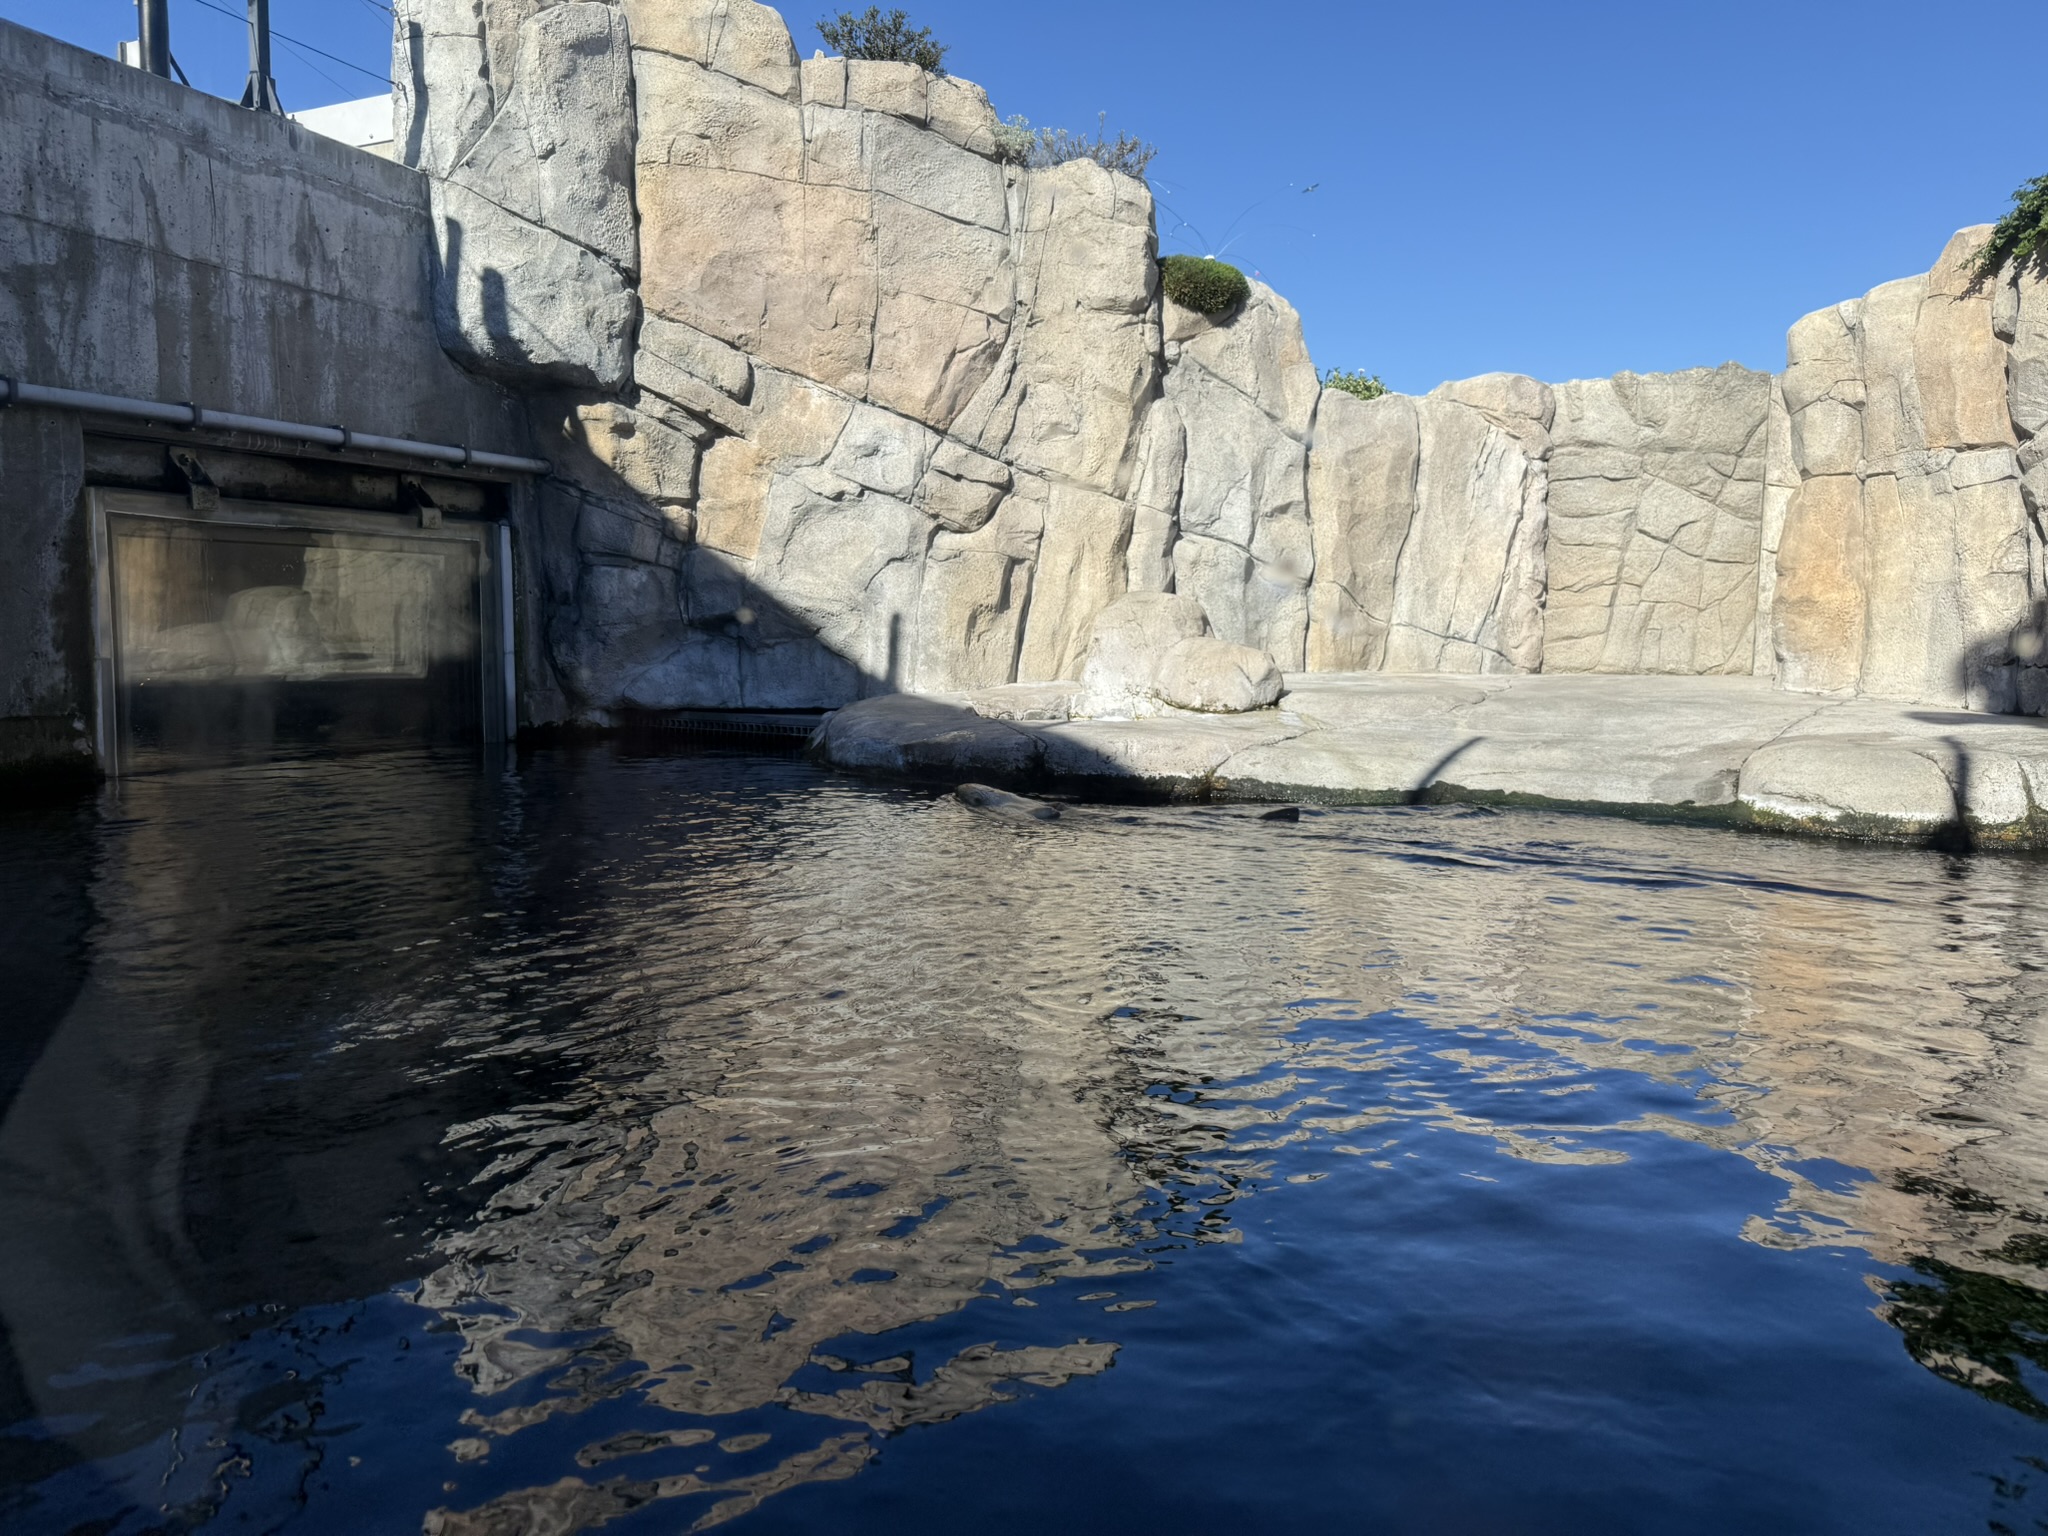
left=240, top=0, right=282, bottom=114
left=137, top=0, right=171, bottom=79
left=0, top=376, right=552, bottom=476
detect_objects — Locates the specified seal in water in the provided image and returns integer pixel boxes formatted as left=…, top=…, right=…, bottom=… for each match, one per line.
left=955, top=784, right=1061, bottom=821
left=1259, top=806, right=1302, bottom=822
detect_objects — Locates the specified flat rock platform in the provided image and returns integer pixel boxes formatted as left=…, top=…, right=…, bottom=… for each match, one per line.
left=814, top=674, right=2048, bottom=849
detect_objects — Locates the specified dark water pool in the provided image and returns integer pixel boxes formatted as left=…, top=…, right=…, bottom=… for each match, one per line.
left=3, top=747, right=2047, bottom=1534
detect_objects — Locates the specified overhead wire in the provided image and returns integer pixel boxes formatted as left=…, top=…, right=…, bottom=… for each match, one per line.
left=270, top=36, right=348, bottom=99
left=179, top=0, right=394, bottom=87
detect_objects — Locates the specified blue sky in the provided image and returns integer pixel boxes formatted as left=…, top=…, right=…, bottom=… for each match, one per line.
left=7, top=1, right=2038, bottom=392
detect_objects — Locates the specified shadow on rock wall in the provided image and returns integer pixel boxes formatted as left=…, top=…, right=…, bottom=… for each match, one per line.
left=530, top=393, right=897, bottom=714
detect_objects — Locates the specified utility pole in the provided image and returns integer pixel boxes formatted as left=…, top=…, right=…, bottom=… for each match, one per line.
left=240, top=0, right=283, bottom=113
left=136, top=0, right=171, bottom=79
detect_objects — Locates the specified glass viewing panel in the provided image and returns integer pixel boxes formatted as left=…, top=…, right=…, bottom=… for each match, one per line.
left=108, top=513, right=486, bottom=766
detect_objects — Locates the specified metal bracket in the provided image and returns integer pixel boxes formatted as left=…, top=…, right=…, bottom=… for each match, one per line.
left=400, top=474, right=444, bottom=529
left=167, top=447, right=221, bottom=514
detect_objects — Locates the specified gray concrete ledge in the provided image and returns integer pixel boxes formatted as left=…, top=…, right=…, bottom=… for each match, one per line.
left=814, top=674, right=2048, bottom=850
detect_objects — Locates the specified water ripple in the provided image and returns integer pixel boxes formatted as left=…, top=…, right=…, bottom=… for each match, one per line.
left=1, top=749, right=2044, bottom=1533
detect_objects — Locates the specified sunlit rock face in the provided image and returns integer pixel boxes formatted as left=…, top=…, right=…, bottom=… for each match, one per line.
left=1544, top=366, right=1776, bottom=676
left=1775, top=230, right=2043, bottom=711
left=396, top=1, right=2048, bottom=719
left=1305, top=376, right=1551, bottom=675
left=396, top=0, right=1168, bottom=711
left=1149, top=285, right=1320, bottom=669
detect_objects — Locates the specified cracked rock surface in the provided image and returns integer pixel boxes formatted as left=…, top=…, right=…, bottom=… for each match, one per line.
left=819, top=674, right=2048, bottom=848
left=397, top=0, right=2048, bottom=740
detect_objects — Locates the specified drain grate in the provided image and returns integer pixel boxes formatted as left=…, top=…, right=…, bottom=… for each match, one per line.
left=627, top=709, right=827, bottom=744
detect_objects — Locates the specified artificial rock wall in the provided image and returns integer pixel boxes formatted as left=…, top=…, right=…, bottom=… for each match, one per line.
left=395, top=0, right=2048, bottom=720
left=1775, top=229, right=2048, bottom=712
left=396, top=0, right=1163, bottom=711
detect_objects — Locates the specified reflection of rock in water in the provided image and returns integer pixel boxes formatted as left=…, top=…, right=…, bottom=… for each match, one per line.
left=415, top=794, right=2048, bottom=1520
left=430, top=1344, right=1118, bottom=1535
left=1278, top=821, right=2048, bottom=1420
left=427, top=1433, right=877, bottom=1536
left=9, top=757, right=2048, bottom=1528
left=412, top=796, right=1218, bottom=1517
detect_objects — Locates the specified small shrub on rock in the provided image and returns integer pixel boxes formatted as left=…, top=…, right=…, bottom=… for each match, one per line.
left=1323, top=368, right=1388, bottom=401
left=1976, top=172, right=2048, bottom=280
left=992, top=115, right=1037, bottom=165
left=1032, top=116, right=1157, bottom=179
left=817, top=7, right=947, bottom=73
left=1161, top=254, right=1250, bottom=316
left=992, top=114, right=1157, bottom=179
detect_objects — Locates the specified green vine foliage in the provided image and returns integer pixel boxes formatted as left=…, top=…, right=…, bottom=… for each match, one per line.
left=816, top=8, right=947, bottom=73
left=1323, top=369, right=1388, bottom=402
left=1160, top=255, right=1250, bottom=316
left=1974, top=173, right=2048, bottom=280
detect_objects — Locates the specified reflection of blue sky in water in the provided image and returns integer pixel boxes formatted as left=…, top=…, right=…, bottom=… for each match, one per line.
left=3, top=753, right=2046, bottom=1533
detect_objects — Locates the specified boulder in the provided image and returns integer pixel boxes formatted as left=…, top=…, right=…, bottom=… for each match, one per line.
left=1075, top=592, right=1209, bottom=717
left=1034, top=712, right=1303, bottom=786
left=1738, top=737, right=1959, bottom=827
left=1073, top=593, right=1281, bottom=718
left=1153, top=637, right=1285, bottom=714
left=817, top=693, right=1041, bottom=779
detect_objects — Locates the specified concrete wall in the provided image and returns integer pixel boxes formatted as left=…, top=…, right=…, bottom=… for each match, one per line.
left=0, top=20, right=529, bottom=772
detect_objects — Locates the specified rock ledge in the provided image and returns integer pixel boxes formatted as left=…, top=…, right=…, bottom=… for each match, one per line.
left=815, top=674, right=2048, bottom=849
